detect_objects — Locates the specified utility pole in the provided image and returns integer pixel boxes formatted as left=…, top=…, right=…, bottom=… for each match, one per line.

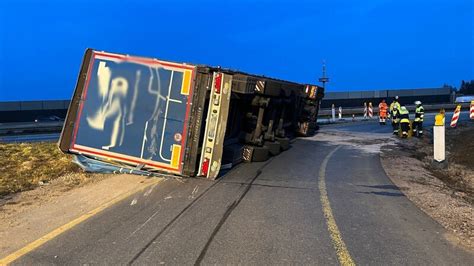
left=318, top=60, right=329, bottom=89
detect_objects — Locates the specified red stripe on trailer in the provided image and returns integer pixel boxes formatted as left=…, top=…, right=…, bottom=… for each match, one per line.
left=72, top=146, right=180, bottom=172
left=94, top=52, right=196, bottom=70
left=71, top=55, right=96, bottom=146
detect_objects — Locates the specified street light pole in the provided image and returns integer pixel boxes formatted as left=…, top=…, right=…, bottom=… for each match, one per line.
left=318, top=60, right=329, bottom=89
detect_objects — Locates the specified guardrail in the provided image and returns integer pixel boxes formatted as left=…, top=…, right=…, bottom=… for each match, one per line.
left=0, top=122, right=63, bottom=135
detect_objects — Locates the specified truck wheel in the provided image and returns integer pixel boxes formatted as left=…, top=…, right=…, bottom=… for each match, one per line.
left=276, top=137, right=290, bottom=151
left=265, top=141, right=281, bottom=156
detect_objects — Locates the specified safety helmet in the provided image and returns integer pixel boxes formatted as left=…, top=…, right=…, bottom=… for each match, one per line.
left=395, top=96, right=399, bottom=100
left=414, top=101, right=421, bottom=105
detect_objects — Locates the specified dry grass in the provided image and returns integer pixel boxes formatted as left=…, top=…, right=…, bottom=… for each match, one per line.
left=0, top=142, right=85, bottom=197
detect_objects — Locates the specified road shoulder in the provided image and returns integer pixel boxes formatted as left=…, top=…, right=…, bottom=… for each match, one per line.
left=380, top=142, right=473, bottom=252
left=0, top=173, right=160, bottom=259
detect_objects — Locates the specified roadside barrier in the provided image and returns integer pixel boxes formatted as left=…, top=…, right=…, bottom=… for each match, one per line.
left=450, top=105, right=461, bottom=128
left=338, top=106, right=342, bottom=119
left=363, top=102, right=367, bottom=119
left=368, top=102, right=373, bottom=118
left=470, top=101, right=474, bottom=120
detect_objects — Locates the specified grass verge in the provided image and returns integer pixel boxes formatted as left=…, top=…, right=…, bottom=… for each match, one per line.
left=0, top=142, right=84, bottom=197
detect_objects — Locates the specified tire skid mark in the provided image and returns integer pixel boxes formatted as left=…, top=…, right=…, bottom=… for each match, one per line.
left=194, top=158, right=274, bottom=265
left=127, top=179, right=221, bottom=265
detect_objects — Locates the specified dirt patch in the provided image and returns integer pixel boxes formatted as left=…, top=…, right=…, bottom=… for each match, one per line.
left=381, top=122, right=474, bottom=250
left=0, top=142, right=95, bottom=197
left=309, top=130, right=397, bottom=154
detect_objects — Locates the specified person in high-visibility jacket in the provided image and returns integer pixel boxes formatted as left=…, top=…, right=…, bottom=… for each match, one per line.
left=378, top=99, right=388, bottom=125
left=399, top=106, right=410, bottom=138
left=389, top=96, right=401, bottom=135
left=413, top=101, right=424, bottom=137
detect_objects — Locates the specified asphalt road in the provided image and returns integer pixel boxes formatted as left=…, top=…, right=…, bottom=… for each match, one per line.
left=11, top=121, right=474, bottom=265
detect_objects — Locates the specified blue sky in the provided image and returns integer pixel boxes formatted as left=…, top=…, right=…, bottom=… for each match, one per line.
left=0, top=0, right=472, bottom=101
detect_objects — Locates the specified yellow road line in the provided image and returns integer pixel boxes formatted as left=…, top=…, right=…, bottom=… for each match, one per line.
left=0, top=178, right=164, bottom=265
left=319, top=146, right=356, bottom=266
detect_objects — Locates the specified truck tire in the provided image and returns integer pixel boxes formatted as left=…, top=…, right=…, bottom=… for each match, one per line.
left=265, top=141, right=281, bottom=156
left=276, top=137, right=290, bottom=151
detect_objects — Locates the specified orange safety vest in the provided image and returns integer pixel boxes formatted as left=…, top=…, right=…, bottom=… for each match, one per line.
left=379, top=102, right=388, bottom=118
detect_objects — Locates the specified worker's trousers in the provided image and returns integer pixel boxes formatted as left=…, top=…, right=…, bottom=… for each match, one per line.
left=392, top=121, right=399, bottom=134
left=400, top=122, right=410, bottom=138
left=413, top=121, right=423, bottom=137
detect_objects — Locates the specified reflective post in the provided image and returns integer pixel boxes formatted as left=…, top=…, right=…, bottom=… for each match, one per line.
left=433, top=110, right=445, bottom=162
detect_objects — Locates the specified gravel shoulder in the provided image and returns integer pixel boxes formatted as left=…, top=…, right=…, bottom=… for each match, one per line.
left=380, top=123, right=473, bottom=251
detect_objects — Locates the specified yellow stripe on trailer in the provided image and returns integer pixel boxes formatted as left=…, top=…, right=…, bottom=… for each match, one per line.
left=171, top=144, right=181, bottom=169
left=181, top=70, right=192, bottom=95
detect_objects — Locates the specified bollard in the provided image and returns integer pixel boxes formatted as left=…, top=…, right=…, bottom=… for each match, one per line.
left=433, top=111, right=445, bottom=162
left=331, top=104, right=336, bottom=122
left=338, top=106, right=342, bottom=119
left=433, top=109, right=446, bottom=163
left=450, top=104, right=461, bottom=128
left=470, top=100, right=474, bottom=120
left=433, top=126, right=445, bottom=162
left=368, top=102, right=373, bottom=118
left=363, top=102, right=367, bottom=119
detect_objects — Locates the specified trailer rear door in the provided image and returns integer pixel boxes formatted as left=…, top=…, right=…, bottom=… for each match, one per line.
left=60, top=49, right=196, bottom=175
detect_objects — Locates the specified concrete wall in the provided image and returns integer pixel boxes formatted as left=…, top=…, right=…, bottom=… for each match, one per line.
left=321, top=87, right=454, bottom=108
left=0, top=100, right=70, bottom=112
left=0, top=100, right=70, bottom=123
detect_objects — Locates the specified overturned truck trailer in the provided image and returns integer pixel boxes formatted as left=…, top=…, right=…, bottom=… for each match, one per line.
left=59, top=49, right=324, bottom=179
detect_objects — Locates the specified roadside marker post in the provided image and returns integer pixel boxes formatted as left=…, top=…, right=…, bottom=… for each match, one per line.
left=338, top=106, right=342, bottom=120
left=368, top=102, right=373, bottom=119
left=433, top=111, right=445, bottom=162
left=470, top=101, right=474, bottom=120
left=331, top=104, right=336, bottom=122
left=363, top=102, right=367, bottom=120
left=450, top=105, right=461, bottom=128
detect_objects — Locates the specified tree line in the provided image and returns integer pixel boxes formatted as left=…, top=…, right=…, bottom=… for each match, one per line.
left=459, top=80, right=474, bottom=95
